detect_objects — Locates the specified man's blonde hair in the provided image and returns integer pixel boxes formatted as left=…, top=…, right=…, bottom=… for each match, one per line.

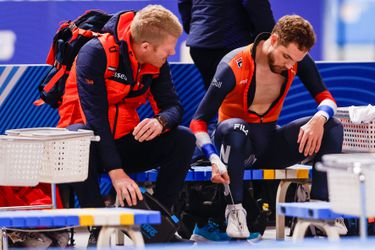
left=130, top=5, right=183, bottom=45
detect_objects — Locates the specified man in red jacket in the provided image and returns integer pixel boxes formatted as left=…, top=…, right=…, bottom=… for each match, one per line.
left=58, top=5, right=196, bottom=243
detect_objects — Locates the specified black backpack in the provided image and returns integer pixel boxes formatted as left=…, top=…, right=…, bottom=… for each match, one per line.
left=124, top=187, right=181, bottom=243
left=174, top=180, right=271, bottom=238
left=34, top=10, right=113, bottom=108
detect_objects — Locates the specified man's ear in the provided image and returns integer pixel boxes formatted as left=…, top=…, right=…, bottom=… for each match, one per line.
left=270, top=34, right=279, bottom=47
left=141, top=41, right=150, bottom=51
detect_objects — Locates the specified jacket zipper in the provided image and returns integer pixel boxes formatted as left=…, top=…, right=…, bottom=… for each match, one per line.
left=112, top=104, right=119, bottom=138
left=135, top=63, right=141, bottom=86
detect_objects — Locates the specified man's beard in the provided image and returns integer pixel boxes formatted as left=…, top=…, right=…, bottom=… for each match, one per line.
left=267, top=52, right=286, bottom=74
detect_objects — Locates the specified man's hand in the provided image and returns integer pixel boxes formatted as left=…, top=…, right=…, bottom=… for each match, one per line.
left=210, top=154, right=230, bottom=184
left=108, top=169, right=143, bottom=207
left=212, top=163, right=230, bottom=184
left=133, top=118, right=163, bottom=142
left=297, top=114, right=326, bottom=157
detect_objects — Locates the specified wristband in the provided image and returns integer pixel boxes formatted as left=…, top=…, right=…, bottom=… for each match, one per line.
left=155, top=115, right=168, bottom=131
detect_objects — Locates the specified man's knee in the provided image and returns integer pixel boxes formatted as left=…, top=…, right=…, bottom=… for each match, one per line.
left=324, top=118, right=344, bottom=147
left=327, top=117, right=343, bottom=132
left=172, top=126, right=196, bottom=148
left=172, top=127, right=197, bottom=171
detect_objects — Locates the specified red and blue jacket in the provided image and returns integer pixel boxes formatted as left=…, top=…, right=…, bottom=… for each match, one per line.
left=58, top=11, right=183, bottom=171
left=190, top=33, right=337, bottom=160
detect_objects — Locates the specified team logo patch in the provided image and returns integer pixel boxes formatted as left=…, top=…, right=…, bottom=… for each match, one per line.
left=211, top=78, right=222, bottom=88
left=236, top=57, right=243, bottom=68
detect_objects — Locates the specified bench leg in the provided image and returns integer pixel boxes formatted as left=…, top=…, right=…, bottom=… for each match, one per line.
left=320, top=222, right=340, bottom=241
left=0, top=229, right=7, bottom=250
left=121, top=226, right=144, bottom=248
left=292, top=219, right=340, bottom=242
left=97, top=226, right=116, bottom=249
left=276, top=180, right=292, bottom=240
left=97, top=226, right=144, bottom=248
left=115, top=228, right=124, bottom=246
left=292, top=219, right=312, bottom=241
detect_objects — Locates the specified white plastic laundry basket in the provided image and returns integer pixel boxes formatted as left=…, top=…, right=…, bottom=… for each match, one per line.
left=322, top=153, right=375, bottom=217
left=6, top=127, right=97, bottom=184
left=0, top=136, right=43, bottom=186
left=335, top=107, right=375, bottom=152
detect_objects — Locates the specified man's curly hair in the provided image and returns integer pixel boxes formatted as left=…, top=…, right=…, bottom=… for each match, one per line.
left=272, top=15, right=316, bottom=51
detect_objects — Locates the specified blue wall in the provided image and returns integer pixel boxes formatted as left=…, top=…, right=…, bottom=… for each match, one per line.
left=0, top=0, right=180, bottom=64
left=270, top=0, right=323, bottom=60
left=0, top=0, right=324, bottom=64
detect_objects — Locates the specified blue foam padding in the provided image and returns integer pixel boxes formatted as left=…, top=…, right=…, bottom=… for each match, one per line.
left=111, top=208, right=161, bottom=224
left=144, top=211, right=161, bottom=224
left=39, top=217, right=54, bottom=227
left=147, top=170, right=158, bottom=182
left=66, top=216, right=80, bottom=226
left=244, top=170, right=252, bottom=180
left=52, top=216, right=69, bottom=227
left=192, top=168, right=206, bottom=181
left=194, top=171, right=206, bottom=181
left=252, top=169, right=263, bottom=180
left=277, top=202, right=348, bottom=220
left=99, top=164, right=312, bottom=187
left=134, top=172, right=148, bottom=182
left=12, top=217, right=25, bottom=227
left=0, top=211, right=81, bottom=228
left=129, top=173, right=137, bottom=180
left=204, top=170, right=212, bottom=181
left=185, top=170, right=195, bottom=181
left=0, top=218, right=11, bottom=227
left=134, top=214, right=148, bottom=224
left=25, top=217, right=39, bottom=227
left=149, top=215, right=162, bottom=224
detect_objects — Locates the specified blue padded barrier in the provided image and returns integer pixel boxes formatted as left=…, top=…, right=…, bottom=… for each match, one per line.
left=1, top=62, right=375, bottom=134
left=0, top=211, right=79, bottom=228
left=0, top=208, right=161, bottom=228
left=277, top=202, right=352, bottom=220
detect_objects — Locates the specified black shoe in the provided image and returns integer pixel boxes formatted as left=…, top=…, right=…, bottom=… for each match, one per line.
left=169, top=234, right=195, bottom=244
left=87, top=226, right=101, bottom=247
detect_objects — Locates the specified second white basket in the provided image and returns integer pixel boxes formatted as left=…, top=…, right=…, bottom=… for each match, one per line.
left=322, top=153, right=375, bottom=217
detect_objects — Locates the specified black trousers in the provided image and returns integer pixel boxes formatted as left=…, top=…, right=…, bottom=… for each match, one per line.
left=190, top=47, right=232, bottom=89
left=67, top=125, right=196, bottom=210
left=214, top=117, right=344, bottom=202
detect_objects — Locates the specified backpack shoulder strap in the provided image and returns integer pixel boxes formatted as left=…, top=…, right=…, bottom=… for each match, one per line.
left=98, top=33, right=119, bottom=78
